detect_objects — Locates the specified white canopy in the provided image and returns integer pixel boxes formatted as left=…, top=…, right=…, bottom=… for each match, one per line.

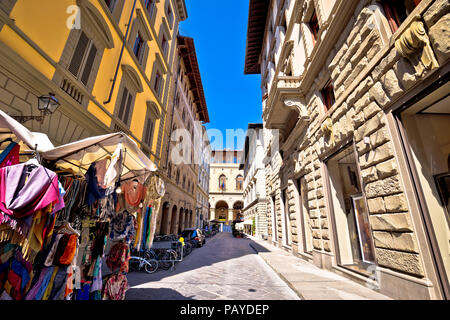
left=41, top=132, right=158, bottom=182
left=0, top=109, right=54, bottom=152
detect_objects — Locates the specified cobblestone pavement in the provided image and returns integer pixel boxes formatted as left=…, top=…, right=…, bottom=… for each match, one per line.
left=125, top=232, right=300, bottom=300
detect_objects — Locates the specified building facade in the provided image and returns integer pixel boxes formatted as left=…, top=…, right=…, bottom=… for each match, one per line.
left=245, top=0, right=450, bottom=299
left=155, top=35, right=210, bottom=236
left=0, top=0, right=186, bottom=165
left=209, top=150, right=245, bottom=226
left=197, top=125, right=212, bottom=229
left=240, top=124, right=269, bottom=238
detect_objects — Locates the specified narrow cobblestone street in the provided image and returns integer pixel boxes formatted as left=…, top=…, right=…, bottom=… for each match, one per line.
left=126, top=233, right=300, bottom=300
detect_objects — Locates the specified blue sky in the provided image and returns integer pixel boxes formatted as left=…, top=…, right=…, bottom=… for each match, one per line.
left=179, top=0, right=262, bottom=150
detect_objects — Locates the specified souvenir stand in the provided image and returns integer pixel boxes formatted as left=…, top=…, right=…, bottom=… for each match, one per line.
left=0, top=111, right=164, bottom=300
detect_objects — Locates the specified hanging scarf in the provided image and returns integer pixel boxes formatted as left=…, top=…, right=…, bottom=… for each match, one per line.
left=102, top=273, right=128, bottom=300
left=146, top=207, right=152, bottom=248
left=0, top=142, right=19, bottom=168
left=85, top=163, right=106, bottom=206
left=109, top=211, right=135, bottom=243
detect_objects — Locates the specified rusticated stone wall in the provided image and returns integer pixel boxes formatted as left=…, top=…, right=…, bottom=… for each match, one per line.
left=264, top=0, right=449, bottom=283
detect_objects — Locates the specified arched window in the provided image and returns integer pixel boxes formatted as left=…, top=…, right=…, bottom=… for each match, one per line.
left=236, top=175, right=244, bottom=191
left=219, top=174, right=226, bottom=191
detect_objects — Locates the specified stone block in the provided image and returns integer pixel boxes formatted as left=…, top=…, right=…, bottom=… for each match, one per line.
left=309, top=210, right=319, bottom=219
left=0, top=72, right=7, bottom=87
left=359, top=142, right=394, bottom=169
left=372, top=49, right=401, bottom=81
left=361, top=165, right=378, bottom=184
left=381, top=69, right=404, bottom=101
left=353, top=111, right=365, bottom=128
left=369, top=127, right=390, bottom=148
left=319, top=208, right=327, bottom=218
left=344, top=57, right=369, bottom=89
left=363, top=101, right=382, bottom=120
left=312, top=229, right=321, bottom=239
left=368, top=197, right=386, bottom=214
left=369, top=82, right=391, bottom=108
left=329, top=43, right=348, bottom=71
left=11, top=96, right=31, bottom=112
left=428, top=14, right=450, bottom=65
left=354, top=92, right=371, bottom=113
left=323, top=240, right=331, bottom=252
left=375, top=248, right=424, bottom=276
left=5, top=79, right=28, bottom=100
left=316, top=188, right=324, bottom=199
left=384, top=194, right=408, bottom=212
left=393, top=58, right=417, bottom=90
left=322, top=229, right=330, bottom=240
left=0, top=87, right=13, bottom=105
left=373, top=231, right=419, bottom=253
left=423, top=0, right=450, bottom=28
left=355, top=111, right=385, bottom=142
left=365, top=176, right=402, bottom=198
left=313, top=239, right=322, bottom=250
left=376, top=159, right=398, bottom=179
left=321, top=218, right=328, bottom=229
left=370, top=213, right=414, bottom=232
left=335, top=63, right=352, bottom=88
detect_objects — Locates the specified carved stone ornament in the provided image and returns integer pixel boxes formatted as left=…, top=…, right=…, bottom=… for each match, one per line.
left=282, top=41, right=295, bottom=76
left=283, top=98, right=310, bottom=121
left=395, top=20, right=440, bottom=75
left=321, top=117, right=333, bottom=136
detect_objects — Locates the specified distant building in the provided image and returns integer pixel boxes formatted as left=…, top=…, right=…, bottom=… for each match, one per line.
left=240, top=124, right=268, bottom=239
left=209, top=150, right=244, bottom=226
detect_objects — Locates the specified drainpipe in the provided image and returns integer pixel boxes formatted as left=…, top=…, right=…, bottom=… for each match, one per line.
left=104, top=0, right=138, bottom=105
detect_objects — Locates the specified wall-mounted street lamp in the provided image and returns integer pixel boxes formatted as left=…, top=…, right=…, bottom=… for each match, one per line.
left=13, top=93, right=60, bottom=124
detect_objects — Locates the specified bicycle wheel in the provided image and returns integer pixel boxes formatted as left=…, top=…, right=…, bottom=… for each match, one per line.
left=144, top=259, right=159, bottom=274
left=160, top=250, right=177, bottom=270
left=129, top=257, right=142, bottom=272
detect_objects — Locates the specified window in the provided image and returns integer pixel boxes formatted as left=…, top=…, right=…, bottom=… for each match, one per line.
left=326, top=144, right=375, bottom=274
left=104, top=0, right=116, bottom=12
left=154, top=71, right=163, bottom=96
left=161, top=34, right=169, bottom=57
left=143, top=113, right=155, bottom=147
left=68, top=31, right=98, bottom=87
left=321, top=79, right=336, bottom=111
left=236, top=175, right=244, bottom=191
left=219, top=175, right=226, bottom=191
left=308, top=10, right=320, bottom=46
left=144, top=0, right=156, bottom=20
left=381, top=0, right=422, bottom=32
left=133, top=32, right=145, bottom=63
left=117, top=87, right=134, bottom=126
left=167, top=4, right=174, bottom=27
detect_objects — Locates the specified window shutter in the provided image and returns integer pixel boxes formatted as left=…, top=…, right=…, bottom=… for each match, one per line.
left=144, top=117, right=154, bottom=146
left=80, top=44, right=97, bottom=86
left=123, top=91, right=133, bottom=126
left=69, top=32, right=89, bottom=77
left=118, top=87, right=128, bottom=122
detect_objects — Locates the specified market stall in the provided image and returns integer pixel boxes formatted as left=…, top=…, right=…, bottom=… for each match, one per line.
left=0, top=111, right=164, bottom=300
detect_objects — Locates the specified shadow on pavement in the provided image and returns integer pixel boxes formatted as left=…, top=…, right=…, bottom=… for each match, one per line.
left=126, top=233, right=268, bottom=292
left=126, top=287, right=195, bottom=300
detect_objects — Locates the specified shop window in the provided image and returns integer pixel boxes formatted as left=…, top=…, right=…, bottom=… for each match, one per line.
left=380, top=0, right=422, bottom=33
left=321, top=79, right=336, bottom=111
left=327, top=144, right=375, bottom=274
left=308, top=10, right=320, bottom=46
left=68, top=31, right=98, bottom=87
left=295, top=177, right=313, bottom=253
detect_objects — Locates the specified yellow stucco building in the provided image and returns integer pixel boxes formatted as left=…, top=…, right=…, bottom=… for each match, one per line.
left=0, top=0, right=187, bottom=165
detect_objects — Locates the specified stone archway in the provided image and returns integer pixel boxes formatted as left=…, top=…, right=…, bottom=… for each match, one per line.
left=178, top=207, right=185, bottom=234
left=159, top=202, right=170, bottom=235
left=170, top=205, right=178, bottom=235
left=215, top=201, right=229, bottom=222
left=233, top=201, right=244, bottom=221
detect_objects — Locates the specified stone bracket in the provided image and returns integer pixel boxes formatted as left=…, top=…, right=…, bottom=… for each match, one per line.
left=394, top=20, right=440, bottom=75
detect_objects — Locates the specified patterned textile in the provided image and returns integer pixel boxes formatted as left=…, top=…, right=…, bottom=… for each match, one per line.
left=109, top=211, right=135, bottom=243
left=106, top=242, right=130, bottom=273
left=102, top=273, right=128, bottom=300
left=0, top=142, right=19, bottom=169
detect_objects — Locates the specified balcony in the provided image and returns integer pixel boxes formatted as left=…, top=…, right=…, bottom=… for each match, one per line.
left=60, top=78, right=84, bottom=105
